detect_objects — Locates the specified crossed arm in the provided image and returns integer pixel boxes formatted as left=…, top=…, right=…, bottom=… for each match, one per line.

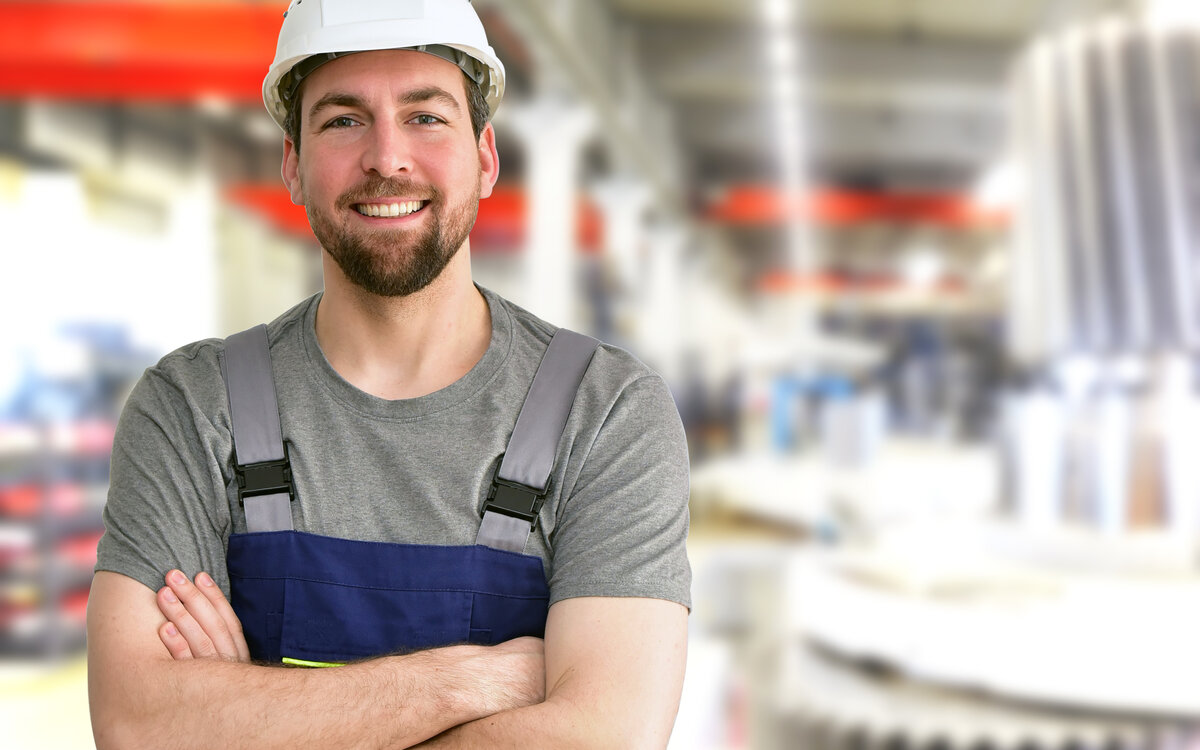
left=87, top=569, right=687, bottom=749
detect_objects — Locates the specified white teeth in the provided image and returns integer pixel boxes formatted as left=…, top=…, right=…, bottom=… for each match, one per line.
left=356, top=201, right=424, bottom=217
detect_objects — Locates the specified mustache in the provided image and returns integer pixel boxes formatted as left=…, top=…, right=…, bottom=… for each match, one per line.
left=337, top=177, right=440, bottom=207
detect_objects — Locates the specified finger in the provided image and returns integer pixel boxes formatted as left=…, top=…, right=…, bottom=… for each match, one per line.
left=164, top=569, right=240, bottom=659
left=157, top=618, right=194, bottom=661
left=157, top=579, right=218, bottom=658
left=162, top=570, right=236, bottom=659
left=194, top=572, right=250, bottom=662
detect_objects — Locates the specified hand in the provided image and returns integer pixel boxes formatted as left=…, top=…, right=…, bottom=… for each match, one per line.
left=156, top=570, right=250, bottom=663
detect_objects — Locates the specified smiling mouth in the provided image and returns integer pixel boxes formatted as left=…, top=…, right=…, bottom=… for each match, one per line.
left=354, top=200, right=428, bottom=218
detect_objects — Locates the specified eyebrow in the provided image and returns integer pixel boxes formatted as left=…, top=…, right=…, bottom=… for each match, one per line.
left=307, top=86, right=463, bottom=123
left=308, top=93, right=365, bottom=123
left=398, top=86, right=463, bottom=114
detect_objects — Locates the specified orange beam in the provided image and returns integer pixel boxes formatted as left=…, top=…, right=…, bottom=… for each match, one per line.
left=707, top=185, right=1010, bottom=229
left=756, top=270, right=968, bottom=295
left=224, top=184, right=312, bottom=241
left=452, top=184, right=603, bottom=253
left=0, top=1, right=287, bottom=102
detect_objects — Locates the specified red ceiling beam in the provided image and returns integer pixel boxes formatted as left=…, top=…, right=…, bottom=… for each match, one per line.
left=756, top=269, right=968, bottom=295
left=707, top=184, right=1010, bottom=229
left=224, top=184, right=312, bottom=241
left=0, top=1, right=287, bottom=102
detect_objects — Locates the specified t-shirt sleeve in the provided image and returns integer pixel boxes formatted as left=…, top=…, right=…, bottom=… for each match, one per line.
left=95, top=351, right=235, bottom=596
left=547, top=372, right=692, bottom=609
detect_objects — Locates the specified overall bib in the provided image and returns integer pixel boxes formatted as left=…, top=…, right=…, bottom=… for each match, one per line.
left=220, top=325, right=598, bottom=666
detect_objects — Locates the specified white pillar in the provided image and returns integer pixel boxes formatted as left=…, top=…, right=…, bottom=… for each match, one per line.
left=506, top=98, right=595, bottom=328
left=643, top=222, right=687, bottom=385
left=590, top=175, right=652, bottom=294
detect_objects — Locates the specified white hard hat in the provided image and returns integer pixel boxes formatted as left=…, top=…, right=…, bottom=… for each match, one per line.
left=263, top=0, right=506, bottom=130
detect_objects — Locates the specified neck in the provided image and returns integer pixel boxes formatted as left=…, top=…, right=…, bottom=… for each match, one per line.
left=314, top=247, right=491, bottom=400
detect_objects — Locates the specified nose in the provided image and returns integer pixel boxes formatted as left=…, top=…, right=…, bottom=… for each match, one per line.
left=360, top=120, right=412, bottom=177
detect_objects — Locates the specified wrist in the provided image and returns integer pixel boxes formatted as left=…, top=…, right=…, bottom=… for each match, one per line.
left=400, top=644, right=495, bottom=724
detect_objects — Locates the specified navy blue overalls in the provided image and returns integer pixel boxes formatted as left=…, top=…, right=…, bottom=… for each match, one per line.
left=219, top=325, right=598, bottom=666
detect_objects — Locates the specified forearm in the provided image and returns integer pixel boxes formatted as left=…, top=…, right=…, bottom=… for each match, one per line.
left=416, top=599, right=689, bottom=750
left=91, top=644, right=511, bottom=750
left=415, top=696, right=635, bottom=750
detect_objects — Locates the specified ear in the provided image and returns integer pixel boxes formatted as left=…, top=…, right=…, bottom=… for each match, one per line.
left=477, top=122, right=500, bottom=200
left=282, top=137, right=305, bottom=205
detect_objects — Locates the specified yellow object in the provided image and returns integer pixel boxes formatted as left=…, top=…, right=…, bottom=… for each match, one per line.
left=281, top=657, right=345, bottom=668
left=0, top=156, right=24, bottom=203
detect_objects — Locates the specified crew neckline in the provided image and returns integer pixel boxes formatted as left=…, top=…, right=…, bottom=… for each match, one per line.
left=296, top=285, right=514, bottom=421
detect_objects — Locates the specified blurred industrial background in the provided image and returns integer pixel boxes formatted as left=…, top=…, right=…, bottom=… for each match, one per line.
left=3, top=0, right=1200, bottom=747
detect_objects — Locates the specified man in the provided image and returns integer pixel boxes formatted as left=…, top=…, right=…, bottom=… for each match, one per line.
left=86, top=2, right=691, bottom=748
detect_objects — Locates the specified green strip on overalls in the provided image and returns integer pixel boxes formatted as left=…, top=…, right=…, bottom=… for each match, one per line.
left=281, top=657, right=346, bottom=668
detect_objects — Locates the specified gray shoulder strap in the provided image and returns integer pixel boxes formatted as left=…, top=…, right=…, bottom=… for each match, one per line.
left=222, top=324, right=295, bottom=532
left=476, top=329, right=599, bottom=553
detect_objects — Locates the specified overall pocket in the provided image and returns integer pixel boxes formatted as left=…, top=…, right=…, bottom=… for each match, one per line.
left=279, top=577, right=473, bottom=663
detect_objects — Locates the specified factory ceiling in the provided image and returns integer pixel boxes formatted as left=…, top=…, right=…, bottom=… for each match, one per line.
left=601, top=0, right=1141, bottom=198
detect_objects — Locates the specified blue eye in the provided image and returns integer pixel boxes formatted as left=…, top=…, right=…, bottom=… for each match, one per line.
left=411, top=114, right=443, bottom=126
left=325, top=116, right=359, bottom=129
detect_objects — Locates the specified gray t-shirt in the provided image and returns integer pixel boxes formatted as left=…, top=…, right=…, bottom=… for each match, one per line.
left=96, top=287, right=692, bottom=610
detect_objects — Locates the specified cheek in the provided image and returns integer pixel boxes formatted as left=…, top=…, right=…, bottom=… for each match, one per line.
left=299, top=159, right=351, bottom=200
left=433, top=151, right=483, bottom=190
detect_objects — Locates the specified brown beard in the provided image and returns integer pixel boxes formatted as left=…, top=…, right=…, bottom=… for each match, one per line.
left=305, top=174, right=480, bottom=297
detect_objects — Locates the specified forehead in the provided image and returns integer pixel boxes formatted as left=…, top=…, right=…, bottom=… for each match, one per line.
left=299, top=49, right=468, bottom=109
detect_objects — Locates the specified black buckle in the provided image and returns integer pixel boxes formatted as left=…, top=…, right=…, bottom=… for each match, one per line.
left=483, top=476, right=546, bottom=528
left=235, top=444, right=294, bottom=506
